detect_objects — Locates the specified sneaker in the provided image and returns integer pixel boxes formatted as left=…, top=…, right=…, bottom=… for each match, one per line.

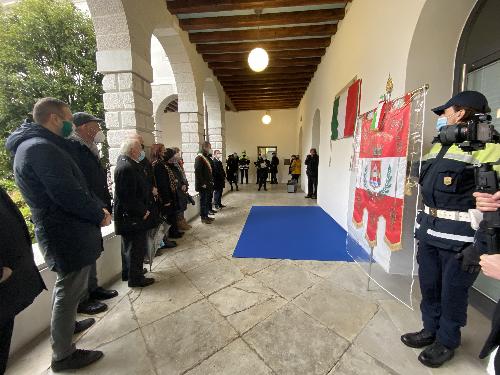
left=401, top=329, right=436, bottom=348
left=51, top=349, right=103, bottom=372
left=418, top=341, right=454, bottom=368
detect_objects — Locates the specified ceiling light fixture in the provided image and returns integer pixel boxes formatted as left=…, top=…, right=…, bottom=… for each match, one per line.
left=262, top=111, right=272, bottom=125
left=248, top=9, right=269, bottom=73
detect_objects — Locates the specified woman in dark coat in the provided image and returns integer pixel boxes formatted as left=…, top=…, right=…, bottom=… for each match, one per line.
left=226, top=154, right=239, bottom=191
left=0, top=186, right=46, bottom=374
left=153, top=147, right=183, bottom=238
left=212, top=150, right=226, bottom=209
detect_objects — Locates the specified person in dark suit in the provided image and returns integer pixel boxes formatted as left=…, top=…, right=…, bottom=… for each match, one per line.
left=0, top=187, right=46, bottom=374
left=114, top=139, right=155, bottom=288
left=195, top=141, right=214, bottom=224
left=212, top=149, right=226, bottom=209
left=305, top=148, right=319, bottom=199
left=226, top=153, right=239, bottom=191
left=270, top=152, right=280, bottom=184
left=69, top=112, right=117, bottom=316
left=255, top=156, right=270, bottom=191
left=6, top=98, right=111, bottom=372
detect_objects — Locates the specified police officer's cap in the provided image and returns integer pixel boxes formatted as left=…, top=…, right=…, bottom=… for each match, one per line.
left=431, top=91, right=490, bottom=116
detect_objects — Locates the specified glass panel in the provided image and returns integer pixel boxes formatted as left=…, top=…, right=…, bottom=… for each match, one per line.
left=346, top=89, right=426, bottom=309
left=467, top=59, right=500, bottom=301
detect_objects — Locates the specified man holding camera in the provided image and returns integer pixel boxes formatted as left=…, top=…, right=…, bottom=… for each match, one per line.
left=401, top=91, right=499, bottom=368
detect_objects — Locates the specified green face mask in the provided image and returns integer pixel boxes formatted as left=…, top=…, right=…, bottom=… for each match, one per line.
left=61, top=120, right=73, bottom=138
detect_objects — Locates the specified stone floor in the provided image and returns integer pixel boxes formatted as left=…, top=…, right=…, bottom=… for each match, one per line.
left=6, top=184, right=492, bottom=374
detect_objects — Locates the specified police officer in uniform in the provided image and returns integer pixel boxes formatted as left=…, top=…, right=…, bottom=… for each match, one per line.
left=401, top=91, right=498, bottom=368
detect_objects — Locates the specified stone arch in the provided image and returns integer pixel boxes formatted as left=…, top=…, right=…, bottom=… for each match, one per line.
left=311, top=109, right=321, bottom=154
left=203, top=78, right=226, bottom=160
left=154, top=94, right=181, bottom=147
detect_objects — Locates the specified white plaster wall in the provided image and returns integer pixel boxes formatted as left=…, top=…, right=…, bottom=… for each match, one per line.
left=157, top=112, right=182, bottom=148
left=298, top=0, right=426, bottom=228
left=226, top=109, right=298, bottom=184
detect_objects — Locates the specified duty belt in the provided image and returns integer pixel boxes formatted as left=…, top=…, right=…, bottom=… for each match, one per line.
left=424, top=205, right=471, bottom=222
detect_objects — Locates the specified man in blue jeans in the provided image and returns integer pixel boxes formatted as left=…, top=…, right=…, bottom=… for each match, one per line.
left=195, top=141, right=215, bottom=224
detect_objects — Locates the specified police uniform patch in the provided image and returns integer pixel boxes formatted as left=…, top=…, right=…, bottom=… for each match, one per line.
left=443, top=176, right=453, bottom=186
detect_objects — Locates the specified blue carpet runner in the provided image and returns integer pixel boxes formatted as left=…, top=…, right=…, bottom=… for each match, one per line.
left=233, top=206, right=352, bottom=261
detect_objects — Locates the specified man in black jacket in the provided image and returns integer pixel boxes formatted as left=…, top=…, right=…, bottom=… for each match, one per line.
left=270, top=152, right=280, bottom=184
left=195, top=141, right=214, bottom=224
left=305, top=148, right=319, bottom=199
left=0, top=187, right=46, bottom=374
left=212, top=149, right=226, bottom=209
left=6, top=98, right=112, bottom=372
left=114, top=139, right=155, bottom=288
left=70, top=112, right=118, bottom=315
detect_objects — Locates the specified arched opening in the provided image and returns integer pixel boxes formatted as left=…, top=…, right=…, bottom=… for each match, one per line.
left=311, top=109, right=321, bottom=154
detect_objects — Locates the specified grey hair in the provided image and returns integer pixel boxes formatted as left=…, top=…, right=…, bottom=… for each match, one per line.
left=120, top=139, right=139, bottom=156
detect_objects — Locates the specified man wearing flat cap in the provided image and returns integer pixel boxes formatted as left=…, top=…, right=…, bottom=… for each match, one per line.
left=69, top=112, right=118, bottom=316
left=401, top=91, right=500, bottom=368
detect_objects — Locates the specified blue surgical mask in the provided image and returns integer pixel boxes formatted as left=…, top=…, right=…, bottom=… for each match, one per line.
left=436, top=116, right=448, bottom=131
left=138, top=150, right=146, bottom=162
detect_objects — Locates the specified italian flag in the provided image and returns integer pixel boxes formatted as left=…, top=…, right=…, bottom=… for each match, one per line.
left=331, top=79, right=361, bottom=140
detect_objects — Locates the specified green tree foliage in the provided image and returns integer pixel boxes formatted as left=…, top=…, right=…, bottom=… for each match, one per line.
left=0, top=0, right=103, bottom=179
left=0, top=0, right=104, bottom=241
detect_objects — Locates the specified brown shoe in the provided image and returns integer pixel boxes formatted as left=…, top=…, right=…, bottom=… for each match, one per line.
left=177, top=219, right=191, bottom=231
left=201, top=217, right=213, bottom=224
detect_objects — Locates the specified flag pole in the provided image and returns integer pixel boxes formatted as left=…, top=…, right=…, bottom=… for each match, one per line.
left=367, top=245, right=374, bottom=291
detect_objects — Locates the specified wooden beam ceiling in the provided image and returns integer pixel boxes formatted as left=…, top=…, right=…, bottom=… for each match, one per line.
left=166, top=1, right=348, bottom=111
left=202, top=48, right=326, bottom=62
left=189, top=24, right=337, bottom=43
left=179, top=8, right=344, bottom=31
left=167, top=0, right=348, bottom=14
left=196, top=37, right=331, bottom=54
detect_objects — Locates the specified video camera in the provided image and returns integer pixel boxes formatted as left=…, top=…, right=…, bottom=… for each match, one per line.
left=437, top=113, right=500, bottom=255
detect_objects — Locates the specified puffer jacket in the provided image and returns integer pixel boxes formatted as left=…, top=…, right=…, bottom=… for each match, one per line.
left=6, top=122, right=105, bottom=273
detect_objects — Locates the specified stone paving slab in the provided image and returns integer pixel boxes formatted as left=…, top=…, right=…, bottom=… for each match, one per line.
left=141, top=300, right=238, bottom=375
left=185, top=339, right=273, bottom=375
left=132, top=272, right=204, bottom=326
left=294, top=279, right=378, bottom=341
left=244, top=304, right=349, bottom=375
left=329, top=345, right=400, bottom=375
left=186, top=257, right=244, bottom=296
left=171, top=244, right=218, bottom=272
left=253, top=260, right=321, bottom=300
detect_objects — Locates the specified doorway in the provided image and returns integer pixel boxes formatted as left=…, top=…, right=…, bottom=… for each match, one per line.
left=257, top=146, right=278, bottom=182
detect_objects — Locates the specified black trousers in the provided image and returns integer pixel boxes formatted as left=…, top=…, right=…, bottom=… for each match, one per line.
left=258, top=173, right=267, bottom=190
left=271, top=171, right=278, bottom=184
left=307, top=175, right=318, bottom=196
left=0, top=317, right=14, bottom=375
left=121, top=231, right=147, bottom=283
left=417, top=240, right=479, bottom=349
left=240, top=169, right=248, bottom=184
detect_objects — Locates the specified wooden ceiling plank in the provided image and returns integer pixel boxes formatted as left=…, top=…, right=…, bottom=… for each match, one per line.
left=203, top=48, right=326, bottom=62
left=219, top=72, right=314, bottom=81
left=166, top=0, right=348, bottom=14
left=196, top=37, right=331, bottom=54
left=179, top=8, right=344, bottom=31
left=209, top=56, right=320, bottom=69
left=190, top=24, right=336, bottom=44
left=213, top=65, right=316, bottom=76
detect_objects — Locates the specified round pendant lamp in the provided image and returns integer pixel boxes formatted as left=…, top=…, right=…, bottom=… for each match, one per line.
left=262, top=112, right=272, bottom=125
left=248, top=47, right=269, bottom=72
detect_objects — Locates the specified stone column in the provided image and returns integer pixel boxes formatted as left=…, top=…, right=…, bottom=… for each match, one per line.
left=102, top=71, right=154, bottom=171
left=180, top=112, right=204, bottom=185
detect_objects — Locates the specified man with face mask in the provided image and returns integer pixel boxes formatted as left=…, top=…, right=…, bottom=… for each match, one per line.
left=69, top=112, right=118, bottom=316
left=6, top=98, right=112, bottom=372
left=401, top=91, right=500, bottom=368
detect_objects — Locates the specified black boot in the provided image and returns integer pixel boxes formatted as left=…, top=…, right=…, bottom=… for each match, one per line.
left=418, top=341, right=454, bottom=368
left=401, top=329, right=436, bottom=348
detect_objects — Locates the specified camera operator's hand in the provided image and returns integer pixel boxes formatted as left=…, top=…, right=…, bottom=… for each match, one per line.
left=480, top=254, right=500, bottom=280
left=455, top=244, right=482, bottom=274
left=474, top=191, right=500, bottom=212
